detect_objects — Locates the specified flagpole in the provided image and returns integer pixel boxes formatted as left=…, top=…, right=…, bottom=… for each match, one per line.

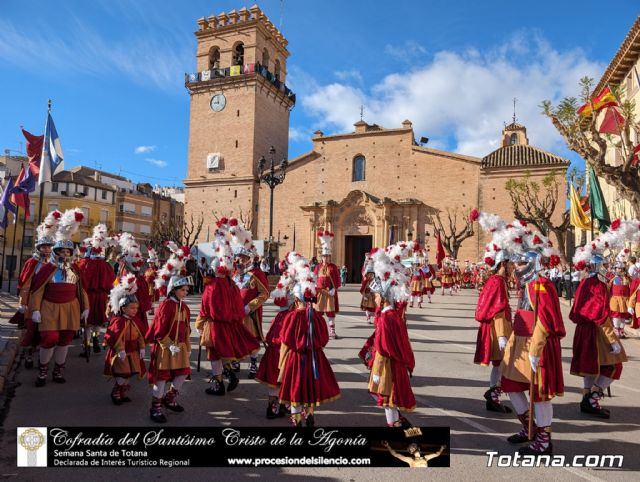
left=8, top=205, right=20, bottom=292
left=17, top=189, right=29, bottom=286
left=0, top=225, right=6, bottom=290
left=36, top=99, right=52, bottom=226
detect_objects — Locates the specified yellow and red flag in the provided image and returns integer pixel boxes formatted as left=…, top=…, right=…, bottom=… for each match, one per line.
left=577, top=86, right=618, bottom=117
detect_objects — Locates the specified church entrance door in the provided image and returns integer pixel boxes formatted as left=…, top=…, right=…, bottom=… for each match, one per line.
left=345, top=235, right=372, bottom=283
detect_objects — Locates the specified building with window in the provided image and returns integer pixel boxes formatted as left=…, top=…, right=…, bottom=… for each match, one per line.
left=183, top=7, right=569, bottom=282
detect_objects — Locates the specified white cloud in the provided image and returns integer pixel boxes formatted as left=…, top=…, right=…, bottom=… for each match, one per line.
left=135, top=145, right=156, bottom=154
left=301, top=32, right=604, bottom=157
left=384, top=40, right=427, bottom=63
left=289, top=127, right=311, bottom=142
left=335, top=69, right=364, bottom=85
left=145, top=158, right=168, bottom=168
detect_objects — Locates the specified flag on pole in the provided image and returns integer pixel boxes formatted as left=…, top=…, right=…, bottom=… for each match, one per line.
left=597, top=106, right=625, bottom=135
left=0, top=177, right=18, bottom=229
left=569, top=184, right=591, bottom=230
left=22, top=128, right=44, bottom=174
left=10, top=166, right=32, bottom=220
left=588, top=166, right=610, bottom=231
left=38, top=112, right=64, bottom=186
left=577, top=86, right=618, bottom=117
left=436, top=233, right=446, bottom=268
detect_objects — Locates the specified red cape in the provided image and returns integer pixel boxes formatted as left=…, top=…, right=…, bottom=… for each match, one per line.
left=314, top=262, right=341, bottom=312
left=18, top=258, right=38, bottom=290
left=527, top=277, right=566, bottom=337
left=77, top=258, right=116, bottom=291
left=200, top=276, right=245, bottom=323
left=475, top=274, right=511, bottom=323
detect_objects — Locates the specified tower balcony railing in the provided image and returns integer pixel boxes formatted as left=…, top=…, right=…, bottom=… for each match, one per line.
left=185, top=62, right=296, bottom=105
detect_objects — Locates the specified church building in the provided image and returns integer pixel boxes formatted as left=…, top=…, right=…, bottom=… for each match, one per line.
left=184, top=6, right=569, bottom=282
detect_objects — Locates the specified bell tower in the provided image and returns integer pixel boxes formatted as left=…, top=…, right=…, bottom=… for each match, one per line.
left=184, top=5, right=295, bottom=239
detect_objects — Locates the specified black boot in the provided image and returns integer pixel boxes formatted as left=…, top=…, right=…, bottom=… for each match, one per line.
left=92, top=335, right=101, bottom=353
left=111, top=383, right=124, bottom=406
left=227, top=369, right=240, bottom=392
left=120, top=384, right=132, bottom=402
left=150, top=397, right=167, bottom=423
left=266, top=399, right=281, bottom=419
left=305, top=413, right=315, bottom=427
left=231, top=360, right=241, bottom=372
left=205, top=378, right=226, bottom=396
left=398, top=413, right=413, bottom=429
left=163, top=387, right=185, bottom=412
left=507, top=411, right=530, bottom=444
left=52, top=363, right=66, bottom=383
left=518, top=426, right=553, bottom=456
left=248, top=358, right=258, bottom=379
left=35, top=362, right=48, bottom=387
left=580, top=388, right=610, bottom=419
left=484, top=386, right=512, bottom=413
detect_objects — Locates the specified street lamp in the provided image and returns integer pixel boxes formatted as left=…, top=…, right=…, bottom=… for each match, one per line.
left=258, top=145, right=288, bottom=270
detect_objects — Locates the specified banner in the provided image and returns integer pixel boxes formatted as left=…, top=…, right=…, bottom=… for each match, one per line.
left=23, top=426, right=450, bottom=468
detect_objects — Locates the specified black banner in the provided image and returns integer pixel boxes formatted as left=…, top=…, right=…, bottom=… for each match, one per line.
left=45, top=426, right=450, bottom=468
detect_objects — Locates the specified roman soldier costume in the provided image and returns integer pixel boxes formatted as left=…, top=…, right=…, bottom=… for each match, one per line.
left=104, top=274, right=146, bottom=405
left=409, top=262, right=425, bottom=308
left=360, top=253, right=376, bottom=323
left=30, top=209, right=89, bottom=387
left=628, top=266, right=640, bottom=329
left=195, top=218, right=260, bottom=396
left=278, top=252, right=341, bottom=427
left=440, top=258, right=454, bottom=295
left=147, top=245, right=194, bottom=423
left=16, top=211, right=59, bottom=369
left=365, top=241, right=417, bottom=427
left=496, top=220, right=564, bottom=456
left=117, top=233, right=151, bottom=335
left=144, top=247, right=160, bottom=305
left=77, top=224, right=116, bottom=355
left=608, top=250, right=632, bottom=338
left=420, top=254, right=436, bottom=303
left=230, top=219, right=270, bottom=378
left=314, top=230, right=341, bottom=339
left=570, top=221, right=631, bottom=418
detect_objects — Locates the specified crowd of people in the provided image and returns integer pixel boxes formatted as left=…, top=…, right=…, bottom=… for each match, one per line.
left=9, top=206, right=639, bottom=459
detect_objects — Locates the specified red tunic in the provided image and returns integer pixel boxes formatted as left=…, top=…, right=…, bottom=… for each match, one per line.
left=314, top=263, right=341, bottom=313
left=278, top=306, right=341, bottom=406
left=255, top=308, right=290, bottom=387
left=630, top=278, right=640, bottom=329
left=370, top=308, right=416, bottom=411
left=144, top=267, right=160, bottom=302
left=118, top=269, right=151, bottom=334
left=146, top=298, right=191, bottom=383
left=198, top=277, right=260, bottom=361
left=78, top=257, right=116, bottom=327
left=569, top=276, right=623, bottom=379
left=17, top=258, right=42, bottom=345
left=474, top=275, right=511, bottom=365
left=103, top=315, right=146, bottom=378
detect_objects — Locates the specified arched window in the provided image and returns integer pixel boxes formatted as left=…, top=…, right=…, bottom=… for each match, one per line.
left=208, top=47, right=220, bottom=69
left=274, top=59, right=281, bottom=80
left=233, top=42, right=244, bottom=66
left=509, top=133, right=518, bottom=145
left=262, top=48, right=270, bottom=70
left=352, top=155, right=365, bottom=181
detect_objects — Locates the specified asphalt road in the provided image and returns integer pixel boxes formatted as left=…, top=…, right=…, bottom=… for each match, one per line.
left=0, top=285, right=638, bottom=481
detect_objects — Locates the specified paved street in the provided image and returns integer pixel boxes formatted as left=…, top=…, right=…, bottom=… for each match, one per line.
left=0, top=285, right=639, bottom=481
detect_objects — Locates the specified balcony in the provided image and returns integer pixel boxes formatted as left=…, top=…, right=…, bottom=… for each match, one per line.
left=185, top=62, right=296, bottom=105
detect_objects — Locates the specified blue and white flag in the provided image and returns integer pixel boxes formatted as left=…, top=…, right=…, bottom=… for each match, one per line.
left=38, top=112, right=64, bottom=186
left=0, top=176, right=17, bottom=229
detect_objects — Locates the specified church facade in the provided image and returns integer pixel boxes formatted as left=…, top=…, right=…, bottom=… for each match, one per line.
left=184, top=6, right=569, bottom=282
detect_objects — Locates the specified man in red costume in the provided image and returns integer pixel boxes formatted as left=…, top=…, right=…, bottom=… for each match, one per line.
left=501, top=237, right=565, bottom=456
left=30, top=209, right=90, bottom=387
left=571, top=233, right=629, bottom=419
left=229, top=218, right=270, bottom=378
left=77, top=224, right=116, bottom=355
left=314, top=230, right=341, bottom=339
left=474, top=256, right=513, bottom=413
left=195, top=219, right=260, bottom=396
left=117, top=233, right=151, bottom=335
left=609, top=258, right=631, bottom=338
left=278, top=253, right=340, bottom=427
left=360, top=253, right=376, bottom=324
left=16, top=211, right=60, bottom=369
left=144, top=247, right=160, bottom=309
left=409, top=261, right=425, bottom=308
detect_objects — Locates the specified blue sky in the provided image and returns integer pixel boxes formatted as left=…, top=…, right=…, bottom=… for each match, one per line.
left=0, top=0, right=637, bottom=185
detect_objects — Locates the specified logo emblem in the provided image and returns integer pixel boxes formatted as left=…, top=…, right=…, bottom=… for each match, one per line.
left=17, top=427, right=47, bottom=467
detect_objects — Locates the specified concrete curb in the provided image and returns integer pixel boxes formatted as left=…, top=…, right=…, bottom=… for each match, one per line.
left=0, top=292, right=21, bottom=394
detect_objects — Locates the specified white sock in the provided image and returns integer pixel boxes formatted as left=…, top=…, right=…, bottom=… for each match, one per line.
left=385, top=408, right=397, bottom=424
left=410, top=296, right=414, bottom=304
left=115, top=377, right=127, bottom=385
left=291, top=405, right=303, bottom=414
left=211, top=360, right=223, bottom=377
left=53, top=345, right=69, bottom=365
left=489, top=366, right=500, bottom=387
left=268, top=387, right=279, bottom=398
left=583, top=375, right=596, bottom=389
left=418, top=297, right=423, bottom=304
left=39, top=347, right=55, bottom=365
left=508, top=391, right=529, bottom=415
left=328, top=318, right=335, bottom=327
left=533, top=401, right=553, bottom=427
left=152, top=381, right=167, bottom=398
left=595, top=375, right=613, bottom=391
left=172, top=375, right=187, bottom=391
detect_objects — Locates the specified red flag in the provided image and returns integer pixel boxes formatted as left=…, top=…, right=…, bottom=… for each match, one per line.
left=21, top=128, right=44, bottom=175
left=10, top=166, right=31, bottom=219
left=632, top=144, right=640, bottom=167
left=598, top=106, right=625, bottom=135
left=577, top=86, right=618, bottom=117
left=436, top=233, right=446, bottom=268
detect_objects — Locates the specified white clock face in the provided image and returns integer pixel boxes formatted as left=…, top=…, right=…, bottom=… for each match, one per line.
left=210, top=94, right=226, bottom=112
